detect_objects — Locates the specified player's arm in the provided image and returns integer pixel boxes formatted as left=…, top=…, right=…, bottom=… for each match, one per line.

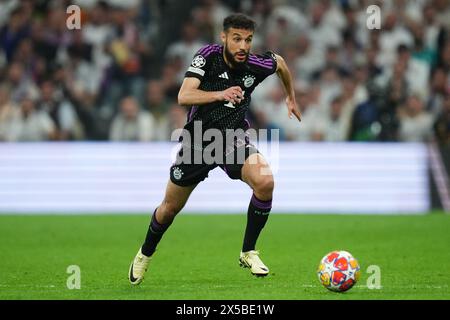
left=274, top=54, right=302, bottom=122
left=178, top=77, right=244, bottom=106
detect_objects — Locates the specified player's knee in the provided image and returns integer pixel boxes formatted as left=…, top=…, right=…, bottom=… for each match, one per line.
left=254, top=174, right=274, bottom=198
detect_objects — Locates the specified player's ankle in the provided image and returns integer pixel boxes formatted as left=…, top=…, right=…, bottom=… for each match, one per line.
left=141, top=246, right=154, bottom=257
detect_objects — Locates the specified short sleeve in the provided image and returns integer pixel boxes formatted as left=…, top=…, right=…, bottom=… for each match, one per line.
left=184, top=44, right=220, bottom=81
left=248, top=51, right=278, bottom=78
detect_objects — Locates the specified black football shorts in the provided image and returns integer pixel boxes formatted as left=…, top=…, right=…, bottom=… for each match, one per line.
left=169, top=137, right=258, bottom=187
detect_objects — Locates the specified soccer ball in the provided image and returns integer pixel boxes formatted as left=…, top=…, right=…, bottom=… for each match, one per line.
left=317, top=250, right=360, bottom=292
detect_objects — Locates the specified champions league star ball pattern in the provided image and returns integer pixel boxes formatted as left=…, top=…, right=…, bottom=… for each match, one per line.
left=191, top=55, right=206, bottom=68
left=317, top=250, right=361, bottom=292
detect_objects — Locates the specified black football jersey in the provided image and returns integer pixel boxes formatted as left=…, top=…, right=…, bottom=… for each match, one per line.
left=182, top=44, right=278, bottom=143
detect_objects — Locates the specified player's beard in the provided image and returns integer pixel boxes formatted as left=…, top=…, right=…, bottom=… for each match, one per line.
left=224, top=43, right=248, bottom=70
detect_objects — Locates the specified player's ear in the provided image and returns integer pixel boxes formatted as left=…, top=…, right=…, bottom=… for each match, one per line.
left=220, top=31, right=226, bottom=44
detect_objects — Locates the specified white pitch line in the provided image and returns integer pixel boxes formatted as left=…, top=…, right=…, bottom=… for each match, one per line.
left=300, top=284, right=449, bottom=289
left=0, top=284, right=56, bottom=288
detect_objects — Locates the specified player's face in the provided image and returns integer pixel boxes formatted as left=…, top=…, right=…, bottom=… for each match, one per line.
left=222, top=28, right=253, bottom=68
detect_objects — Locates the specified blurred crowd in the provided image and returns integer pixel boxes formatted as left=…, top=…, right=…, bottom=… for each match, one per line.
left=1, top=0, right=450, bottom=144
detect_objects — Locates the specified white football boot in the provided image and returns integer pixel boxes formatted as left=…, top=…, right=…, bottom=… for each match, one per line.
left=128, top=248, right=151, bottom=285
left=239, top=250, right=269, bottom=277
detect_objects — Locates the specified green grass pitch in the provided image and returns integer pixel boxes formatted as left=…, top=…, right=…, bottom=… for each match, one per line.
left=0, top=213, right=449, bottom=300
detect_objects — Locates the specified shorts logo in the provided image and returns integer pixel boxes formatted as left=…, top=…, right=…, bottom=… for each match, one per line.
left=243, top=75, right=255, bottom=88
left=191, top=55, right=206, bottom=68
left=172, top=167, right=184, bottom=180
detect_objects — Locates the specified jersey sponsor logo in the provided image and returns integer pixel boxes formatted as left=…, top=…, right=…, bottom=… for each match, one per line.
left=172, top=166, right=184, bottom=180
left=191, top=55, right=206, bottom=68
left=243, top=75, right=255, bottom=88
left=218, top=72, right=229, bottom=79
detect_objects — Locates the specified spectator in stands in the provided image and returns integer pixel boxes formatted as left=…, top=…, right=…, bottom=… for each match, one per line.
left=316, top=65, right=342, bottom=109
left=398, top=44, right=431, bottom=97
left=348, top=92, right=380, bottom=142
left=378, top=11, right=414, bottom=68
left=0, top=0, right=448, bottom=144
left=165, top=21, right=206, bottom=82
left=251, top=83, right=288, bottom=140
left=434, top=95, right=450, bottom=145
left=37, top=79, right=83, bottom=140
left=410, top=21, right=438, bottom=67
left=437, top=40, right=450, bottom=73
left=434, top=0, right=450, bottom=30
left=336, top=75, right=369, bottom=141
left=284, top=88, right=326, bottom=141
left=0, top=7, right=30, bottom=62
left=0, top=0, right=19, bottom=29
left=109, top=96, right=155, bottom=142
left=293, top=34, right=323, bottom=81
left=427, top=67, right=449, bottom=119
left=377, top=59, right=409, bottom=141
left=29, top=18, right=58, bottom=68
left=82, top=1, right=114, bottom=50
left=160, top=62, right=182, bottom=101
left=365, top=45, right=383, bottom=78
left=322, top=45, right=347, bottom=75
left=145, top=80, right=171, bottom=141
left=193, top=0, right=231, bottom=43
left=265, top=3, right=307, bottom=52
left=423, top=3, right=441, bottom=51
left=167, top=103, right=187, bottom=141
left=398, top=94, right=434, bottom=142
left=5, top=61, right=39, bottom=103
left=64, top=32, right=103, bottom=110
left=307, top=1, right=342, bottom=53
left=323, top=95, right=348, bottom=142
left=0, top=85, right=18, bottom=141
left=6, top=96, right=56, bottom=142
left=105, top=4, right=146, bottom=110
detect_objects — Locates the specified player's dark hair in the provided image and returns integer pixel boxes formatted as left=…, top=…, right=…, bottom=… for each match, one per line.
left=223, top=13, right=256, bottom=32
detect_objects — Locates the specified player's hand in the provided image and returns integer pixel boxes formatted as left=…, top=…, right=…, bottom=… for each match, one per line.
left=221, top=86, right=244, bottom=104
left=286, top=97, right=302, bottom=122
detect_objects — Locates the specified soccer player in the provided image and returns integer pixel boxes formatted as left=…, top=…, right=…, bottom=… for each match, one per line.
left=129, top=13, right=301, bottom=284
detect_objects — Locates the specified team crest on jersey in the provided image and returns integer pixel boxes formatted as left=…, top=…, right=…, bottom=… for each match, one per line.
left=191, top=55, right=206, bottom=68
left=243, top=75, right=255, bottom=88
left=172, top=167, right=184, bottom=180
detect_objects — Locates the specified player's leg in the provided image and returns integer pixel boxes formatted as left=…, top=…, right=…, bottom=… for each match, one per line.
left=141, top=180, right=197, bottom=256
left=241, top=152, right=274, bottom=243
left=239, top=152, right=274, bottom=276
left=129, top=180, right=197, bottom=285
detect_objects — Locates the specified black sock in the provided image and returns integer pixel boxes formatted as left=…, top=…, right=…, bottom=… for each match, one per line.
left=242, top=194, right=272, bottom=252
left=141, top=208, right=172, bottom=257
